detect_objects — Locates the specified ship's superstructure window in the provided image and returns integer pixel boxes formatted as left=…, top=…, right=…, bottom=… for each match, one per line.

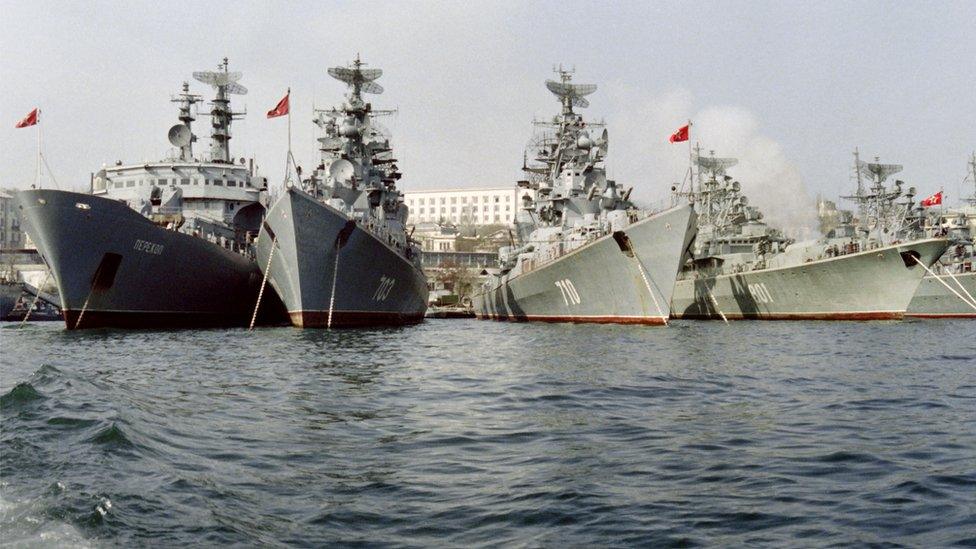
left=180, top=178, right=190, bottom=185
left=214, top=179, right=223, bottom=186
left=126, top=180, right=135, bottom=187
left=227, top=180, right=236, bottom=187
left=115, top=181, right=123, bottom=188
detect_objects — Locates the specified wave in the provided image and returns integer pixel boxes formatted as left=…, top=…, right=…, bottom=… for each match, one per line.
left=0, top=382, right=46, bottom=409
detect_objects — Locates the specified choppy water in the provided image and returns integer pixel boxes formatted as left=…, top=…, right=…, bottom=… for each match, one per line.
left=1, top=319, right=975, bottom=547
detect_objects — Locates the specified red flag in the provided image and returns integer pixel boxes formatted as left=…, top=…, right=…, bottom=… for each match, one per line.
left=15, top=108, right=38, bottom=128
left=669, top=124, right=689, bottom=143
left=267, top=91, right=289, bottom=118
left=920, top=191, right=943, bottom=208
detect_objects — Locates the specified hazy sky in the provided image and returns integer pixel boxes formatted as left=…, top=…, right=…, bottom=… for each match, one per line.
left=1, top=1, right=974, bottom=227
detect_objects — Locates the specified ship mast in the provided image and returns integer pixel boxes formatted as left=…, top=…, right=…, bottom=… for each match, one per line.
left=169, top=82, right=200, bottom=161
left=968, top=152, right=976, bottom=204
left=192, top=57, right=248, bottom=164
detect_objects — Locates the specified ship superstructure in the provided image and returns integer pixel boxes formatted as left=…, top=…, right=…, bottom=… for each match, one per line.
left=671, top=150, right=950, bottom=320
left=255, top=57, right=428, bottom=327
left=906, top=152, right=976, bottom=317
left=473, top=68, right=696, bottom=325
left=89, top=59, right=268, bottom=250
left=17, top=59, right=285, bottom=329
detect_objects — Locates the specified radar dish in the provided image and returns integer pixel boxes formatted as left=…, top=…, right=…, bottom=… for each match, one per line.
left=328, top=159, right=357, bottom=183
left=192, top=70, right=243, bottom=87
left=167, top=124, right=192, bottom=147
left=545, top=80, right=597, bottom=108
left=360, top=81, right=384, bottom=94
left=223, top=82, right=248, bottom=95
left=858, top=160, right=902, bottom=182
left=695, top=155, right=738, bottom=176
left=328, top=66, right=384, bottom=94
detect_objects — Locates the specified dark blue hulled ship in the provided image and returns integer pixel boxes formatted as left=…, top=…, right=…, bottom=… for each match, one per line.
left=17, top=59, right=284, bottom=329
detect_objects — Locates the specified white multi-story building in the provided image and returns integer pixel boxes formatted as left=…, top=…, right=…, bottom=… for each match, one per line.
left=403, top=187, right=531, bottom=226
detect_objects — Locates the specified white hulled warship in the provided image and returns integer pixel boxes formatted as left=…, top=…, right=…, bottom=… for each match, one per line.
left=254, top=57, right=428, bottom=328
left=17, top=59, right=285, bottom=329
left=670, top=150, right=950, bottom=320
left=472, top=68, right=697, bottom=325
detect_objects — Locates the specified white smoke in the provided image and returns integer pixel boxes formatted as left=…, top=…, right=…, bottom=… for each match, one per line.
left=601, top=83, right=819, bottom=238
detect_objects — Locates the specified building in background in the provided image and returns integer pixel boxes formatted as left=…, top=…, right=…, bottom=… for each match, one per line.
left=0, top=189, right=26, bottom=250
left=403, top=187, right=533, bottom=226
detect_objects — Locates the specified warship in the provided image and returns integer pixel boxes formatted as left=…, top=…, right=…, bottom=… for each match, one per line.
left=254, top=57, right=428, bottom=328
left=670, top=150, right=950, bottom=320
left=17, top=59, right=284, bottom=329
left=906, top=153, right=976, bottom=318
left=472, top=68, right=697, bottom=325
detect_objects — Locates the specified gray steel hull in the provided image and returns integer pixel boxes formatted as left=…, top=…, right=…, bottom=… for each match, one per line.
left=906, top=272, right=976, bottom=318
left=16, top=189, right=283, bottom=329
left=671, top=238, right=949, bottom=320
left=255, top=187, right=428, bottom=328
left=473, top=204, right=696, bottom=325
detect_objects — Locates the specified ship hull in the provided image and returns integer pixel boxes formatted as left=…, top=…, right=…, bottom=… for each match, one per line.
left=671, top=238, right=949, bottom=321
left=255, top=187, right=429, bottom=328
left=473, top=204, right=696, bottom=325
left=16, top=189, right=283, bottom=330
left=905, top=272, right=976, bottom=318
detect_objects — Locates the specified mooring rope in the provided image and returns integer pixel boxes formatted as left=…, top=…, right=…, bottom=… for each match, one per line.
left=626, top=244, right=668, bottom=327
left=20, top=271, right=51, bottom=326
left=249, top=236, right=277, bottom=331
left=913, top=256, right=976, bottom=311
left=74, top=288, right=95, bottom=329
left=938, top=262, right=976, bottom=309
left=327, top=250, right=340, bottom=329
left=705, top=285, right=730, bottom=324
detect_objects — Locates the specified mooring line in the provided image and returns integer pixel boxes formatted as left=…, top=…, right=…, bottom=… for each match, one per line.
left=249, top=236, right=277, bottom=331
left=625, top=241, right=668, bottom=327
left=938, top=262, right=976, bottom=309
left=705, top=285, right=730, bottom=324
left=914, top=256, right=976, bottom=311
left=327, top=250, right=340, bottom=329
left=20, top=271, right=51, bottom=326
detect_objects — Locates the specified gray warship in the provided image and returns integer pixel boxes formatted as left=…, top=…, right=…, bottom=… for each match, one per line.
left=472, top=68, right=697, bottom=325
left=906, top=153, right=976, bottom=318
left=670, top=150, right=950, bottom=320
left=17, top=59, right=285, bottom=329
left=254, top=57, right=428, bottom=328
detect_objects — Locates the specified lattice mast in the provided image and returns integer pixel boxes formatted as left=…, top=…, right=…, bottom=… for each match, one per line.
left=192, top=57, right=247, bottom=163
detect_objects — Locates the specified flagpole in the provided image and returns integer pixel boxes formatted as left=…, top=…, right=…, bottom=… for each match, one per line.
left=284, top=88, right=292, bottom=187
left=687, top=119, right=693, bottom=195
left=36, top=109, right=42, bottom=188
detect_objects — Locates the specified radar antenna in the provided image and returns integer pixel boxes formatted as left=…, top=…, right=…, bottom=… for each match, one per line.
left=328, top=55, right=384, bottom=102
left=545, top=65, right=596, bottom=115
left=858, top=158, right=903, bottom=184
left=169, top=81, right=201, bottom=161
left=191, top=57, right=246, bottom=163
left=695, top=152, right=738, bottom=179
